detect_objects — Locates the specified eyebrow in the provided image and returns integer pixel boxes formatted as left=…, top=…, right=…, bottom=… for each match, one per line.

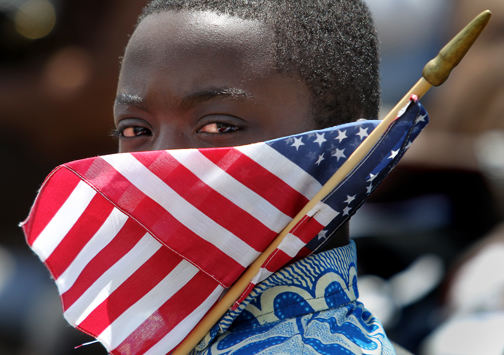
left=114, top=87, right=252, bottom=109
left=180, top=87, right=252, bottom=108
left=115, top=93, right=145, bottom=107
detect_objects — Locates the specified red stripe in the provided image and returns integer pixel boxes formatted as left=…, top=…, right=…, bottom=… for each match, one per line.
left=261, top=215, right=326, bottom=274
left=70, top=157, right=245, bottom=287
left=295, top=246, right=313, bottom=260
left=77, top=247, right=182, bottom=335
left=113, top=271, right=219, bottom=355
left=60, top=218, right=145, bottom=310
left=291, top=215, right=325, bottom=243
left=200, top=148, right=309, bottom=218
left=134, top=150, right=276, bottom=252
left=264, top=249, right=292, bottom=274
left=44, top=193, right=114, bottom=279
left=68, top=157, right=143, bottom=212
left=65, top=156, right=96, bottom=176
left=129, top=187, right=245, bottom=287
left=24, top=167, right=81, bottom=246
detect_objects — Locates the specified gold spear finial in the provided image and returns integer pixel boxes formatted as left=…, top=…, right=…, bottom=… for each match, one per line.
left=423, top=10, right=492, bottom=86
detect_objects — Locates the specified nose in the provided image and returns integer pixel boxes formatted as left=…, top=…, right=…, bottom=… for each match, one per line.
left=152, top=126, right=191, bottom=150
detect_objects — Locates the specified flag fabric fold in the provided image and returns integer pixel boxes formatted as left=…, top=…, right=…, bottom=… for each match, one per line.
left=21, top=98, right=428, bottom=354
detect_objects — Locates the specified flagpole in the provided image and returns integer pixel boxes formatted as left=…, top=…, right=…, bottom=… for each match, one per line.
left=173, top=10, right=491, bottom=355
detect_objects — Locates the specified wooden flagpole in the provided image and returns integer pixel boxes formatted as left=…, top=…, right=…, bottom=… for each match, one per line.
left=173, top=10, right=491, bottom=354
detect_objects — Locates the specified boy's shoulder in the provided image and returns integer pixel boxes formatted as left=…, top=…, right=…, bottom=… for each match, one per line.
left=195, top=244, right=395, bottom=354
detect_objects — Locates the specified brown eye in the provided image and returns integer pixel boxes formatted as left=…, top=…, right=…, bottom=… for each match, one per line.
left=121, top=126, right=152, bottom=137
left=198, top=122, right=239, bottom=134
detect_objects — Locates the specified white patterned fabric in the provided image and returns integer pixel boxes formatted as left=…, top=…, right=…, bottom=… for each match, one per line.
left=193, top=241, right=395, bottom=354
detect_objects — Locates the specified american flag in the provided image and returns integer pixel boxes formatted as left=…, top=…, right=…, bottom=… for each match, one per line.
left=22, top=99, right=427, bottom=354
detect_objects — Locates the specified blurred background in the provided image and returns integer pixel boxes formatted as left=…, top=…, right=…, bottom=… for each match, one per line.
left=0, top=0, right=502, bottom=354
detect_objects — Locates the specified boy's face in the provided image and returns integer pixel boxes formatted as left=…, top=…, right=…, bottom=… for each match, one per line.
left=114, top=10, right=317, bottom=152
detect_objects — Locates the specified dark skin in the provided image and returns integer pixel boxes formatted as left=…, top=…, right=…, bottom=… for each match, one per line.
left=114, top=10, right=349, bottom=249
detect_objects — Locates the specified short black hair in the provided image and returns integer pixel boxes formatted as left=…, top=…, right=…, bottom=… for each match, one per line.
left=138, top=0, right=380, bottom=128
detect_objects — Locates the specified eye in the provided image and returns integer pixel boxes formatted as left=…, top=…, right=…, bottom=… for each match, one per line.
left=114, top=125, right=152, bottom=138
left=121, top=126, right=152, bottom=137
left=198, top=122, right=240, bottom=134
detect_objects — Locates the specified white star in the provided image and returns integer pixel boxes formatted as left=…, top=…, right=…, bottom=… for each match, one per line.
left=315, top=153, right=325, bottom=166
left=357, top=127, right=369, bottom=140
left=367, top=173, right=377, bottom=182
left=415, top=113, right=427, bottom=124
left=343, top=206, right=352, bottom=216
left=332, top=148, right=346, bottom=161
left=335, top=130, right=347, bottom=143
left=388, top=149, right=399, bottom=159
left=344, top=194, right=356, bottom=204
left=313, top=133, right=327, bottom=147
left=366, top=184, right=373, bottom=194
left=317, top=229, right=328, bottom=241
left=291, top=137, right=305, bottom=151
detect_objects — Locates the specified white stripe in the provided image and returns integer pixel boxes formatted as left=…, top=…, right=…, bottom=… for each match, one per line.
left=99, top=259, right=199, bottom=350
left=169, top=149, right=291, bottom=233
left=56, top=208, right=128, bottom=294
left=64, top=233, right=161, bottom=325
left=102, top=154, right=260, bottom=267
left=32, top=181, right=96, bottom=262
left=144, top=284, right=224, bottom=355
left=251, top=267, right=273, bottom=285
left=237, top=143, right=322, bottom=199
left=307, top=201, right=339, bottom=226
left=278, top=233, right=305, bottom=258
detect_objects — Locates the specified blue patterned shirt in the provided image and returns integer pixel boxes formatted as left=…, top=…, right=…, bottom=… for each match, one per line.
left=193, top=242, right=395, bottom=354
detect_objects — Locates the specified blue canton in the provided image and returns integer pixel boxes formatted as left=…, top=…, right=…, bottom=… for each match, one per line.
left=193, top=242, right=395, bottom=354
left=268, top=101, right=428, bottom=254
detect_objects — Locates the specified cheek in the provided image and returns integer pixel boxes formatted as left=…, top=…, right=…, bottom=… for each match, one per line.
left=244, top=116, right=313, bottom=144
left=246, top=76, right=315, bottom=137
left=262, top=106, right=316, bottom=138
left=118, top=140, right=127, bottom=153
left=118, top=139, right=144, bottom=153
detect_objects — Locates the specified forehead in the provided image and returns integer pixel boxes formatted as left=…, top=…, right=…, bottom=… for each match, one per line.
left=122, top=10, right=276, bottom=85
left=116, top=9, right=315, bottom=150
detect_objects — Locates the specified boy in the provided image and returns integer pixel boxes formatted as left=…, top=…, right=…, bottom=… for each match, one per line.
left=114, top=0, right=379, bottom=251
left=113, top=0, right=392, bottom=353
